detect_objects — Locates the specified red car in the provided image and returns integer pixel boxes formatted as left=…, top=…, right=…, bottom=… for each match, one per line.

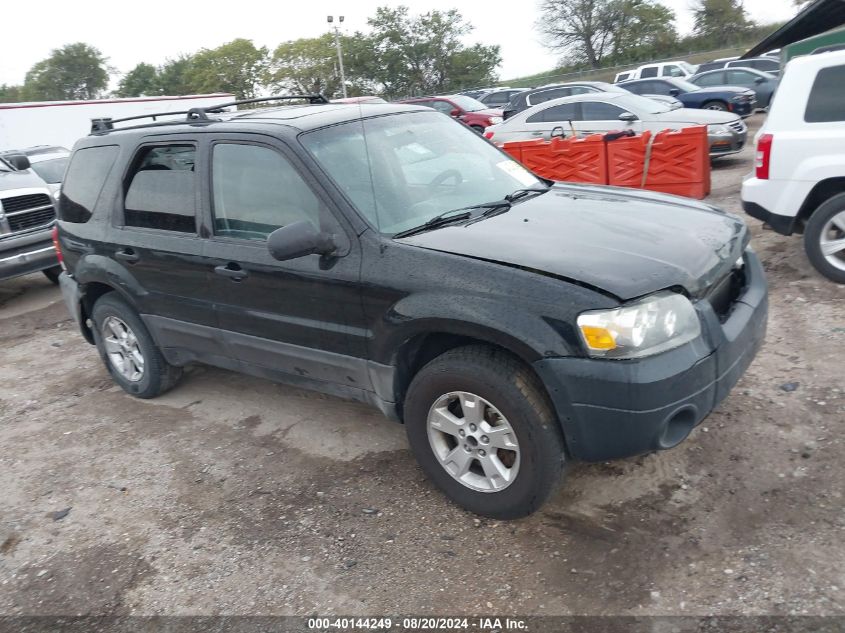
left=397, top=95, right=503, bottom=132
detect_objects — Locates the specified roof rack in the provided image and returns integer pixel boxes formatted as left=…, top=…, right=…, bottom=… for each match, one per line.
left=90, top=94, right=329, bottom=134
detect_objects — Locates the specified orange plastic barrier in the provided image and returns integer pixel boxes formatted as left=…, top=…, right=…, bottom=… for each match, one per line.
left=502, top=135, right=608, bottom=185
left=606, top=126, right=711, bottom=199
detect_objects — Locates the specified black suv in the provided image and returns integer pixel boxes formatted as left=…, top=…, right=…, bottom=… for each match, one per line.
left=56, top=96, right=768, bottom=518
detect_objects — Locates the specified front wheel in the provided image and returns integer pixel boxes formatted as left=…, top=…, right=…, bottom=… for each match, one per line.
left=703, top=101, right=727, bottom=111
left=404, top=345, right=565, bottom=519
left=804, top=193, right=845, bottom=283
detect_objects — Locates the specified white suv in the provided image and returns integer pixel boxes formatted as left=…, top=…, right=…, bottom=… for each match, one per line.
left=741, top=49, right=845, bottom=283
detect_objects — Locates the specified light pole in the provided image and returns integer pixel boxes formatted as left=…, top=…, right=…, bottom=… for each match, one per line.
left=327, top=15, right=347, bottom=99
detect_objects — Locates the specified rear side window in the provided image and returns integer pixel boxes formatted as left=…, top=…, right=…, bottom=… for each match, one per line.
left=59, top=145, right=119, bottom=223
left=527, top=103, right=578, bottom=123
left=529, top=88, right=571, bottom=105
left=805, top=64, right=845, bottom=123
left=640, top=66, right=658, bottom=78
left=123, top=145, right=196, bottom=233
left=623, top=82, right=646, bottom=95
left=662, top=65, right=684, bottom=77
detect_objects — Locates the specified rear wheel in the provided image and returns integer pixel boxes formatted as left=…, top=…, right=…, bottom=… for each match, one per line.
left=804, top=193, right=845, bottom=283
left=91, top=293, right=182, bottom=398
left=42, top=266, right=62, bottom=284
left=703, top=101, right=728, bottom=111
left=403, top=345, right=565, bottom=519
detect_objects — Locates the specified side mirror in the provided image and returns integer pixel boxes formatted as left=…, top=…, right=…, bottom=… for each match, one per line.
left=618, top=112, right=638, bottom=122
left=450, top=108, right=461, bottom=117
left=550, top=126, right=566, bottom=139
left=267, top=221, right=337, bottom=261
left=754, top=76, right=765, bottom=84
left=668, top=88, right=681, bottom=96
left=5, top=154, right=31, bottom=170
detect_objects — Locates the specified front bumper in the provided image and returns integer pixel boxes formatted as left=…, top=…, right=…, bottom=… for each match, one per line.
left=0, top=229, right=58, bottom=281
left=708, top=128, right=747, bottom=157
left=534, top=251, right=768, bottom=462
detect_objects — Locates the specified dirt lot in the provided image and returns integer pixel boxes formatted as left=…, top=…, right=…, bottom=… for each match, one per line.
left=1, top=113, right=843, bottom=617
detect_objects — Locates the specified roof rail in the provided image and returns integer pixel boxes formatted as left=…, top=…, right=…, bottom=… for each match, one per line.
left=90, top=94, right=329, bottom=134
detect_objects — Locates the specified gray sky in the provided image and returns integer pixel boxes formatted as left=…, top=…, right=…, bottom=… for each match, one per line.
left=3, top=0, right=798, bottom=87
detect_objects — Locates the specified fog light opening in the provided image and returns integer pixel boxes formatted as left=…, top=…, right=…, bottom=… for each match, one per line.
left=659, top=406, right=697, bottom=449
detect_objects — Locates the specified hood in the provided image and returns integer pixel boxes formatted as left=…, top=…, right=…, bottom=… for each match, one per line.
left=657, top=107, right=739, bottom=125
left=396, top=183, right=747, bottom=300
left=0, top=168, right=51, bottom=193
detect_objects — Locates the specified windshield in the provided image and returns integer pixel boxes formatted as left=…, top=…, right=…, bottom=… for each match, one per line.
left=30, top=157, right=69, bottom=184
left=616, top=93, right=673, bottom=114
left=301, top=111, right=542, bottom=235
left=449, top=95, right=488, bottom=112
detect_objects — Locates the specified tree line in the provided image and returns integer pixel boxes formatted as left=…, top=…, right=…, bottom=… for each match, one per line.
left=0, top=0, right=787, bottom=104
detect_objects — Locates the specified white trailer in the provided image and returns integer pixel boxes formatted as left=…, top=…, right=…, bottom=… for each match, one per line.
left=0, top=94, right=235, bottom=151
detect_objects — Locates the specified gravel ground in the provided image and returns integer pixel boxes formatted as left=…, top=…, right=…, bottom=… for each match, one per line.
left=0, top=113, right=843, bottom=617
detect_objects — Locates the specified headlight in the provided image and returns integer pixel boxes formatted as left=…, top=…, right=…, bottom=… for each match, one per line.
left=577, top=292, right=701, bottom=359
left=489, top=116, right=503, bottom=124
left=708, top=124, right=731, bottom=135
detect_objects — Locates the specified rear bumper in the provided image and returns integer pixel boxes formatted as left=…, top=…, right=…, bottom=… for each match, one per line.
left=0, top=230, right=58, bottom=281
left=741, top=174, right=800, bottom=235
left=534, top=251, right=768, bottom=462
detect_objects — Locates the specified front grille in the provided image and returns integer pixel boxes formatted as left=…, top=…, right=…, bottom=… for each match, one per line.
left=1, top=193, right=56, bottom=233
left=729, top=120, right=746, bottom=134
left=707, top=262, right=748, bottom=322
left=1, top=193, right=51, bottom=214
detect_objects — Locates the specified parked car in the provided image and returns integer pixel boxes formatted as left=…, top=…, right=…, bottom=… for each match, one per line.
left=689, top=68, right=779, bottom=109
left=486, top=92, right=747, bottom=157
left=0, top=145, right=70, bottom=197
left=620, top=77, right=756, bottom=116
left=55, top=96, right=767, bottom=518
left=397, top=95, right=503, bottom=132
left=458, top=88, right=496, bottom=100
left=0, top=154, right=61, bottom=283
left=695, top=57, right=781, bottom=77
left=614, top=61, right=698, bottom=82
left=331, top=96, right=387, bottom=104
left=741, top=49, right=845, bottom=283
left=502, top=81, right=681, bottom=120
left=478, top=88, right=526, bottom=108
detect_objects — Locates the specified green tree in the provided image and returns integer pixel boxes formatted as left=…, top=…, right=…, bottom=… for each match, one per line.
left=269, top=34, right=344, bottom=96
left=116, top=62, right=161, bottom=97
left=0, top=84, right=22, bottom=103
left=21, top=43, right=109, bottom=101
left=692, top=0, right=754, bottom=46
left=366, top=6, right=500, bottom=97
left=157, top=56, right=196, bottom=95
left=609, top=0, right=678, bottom=62
left=186, top=39, right=268, bottom=100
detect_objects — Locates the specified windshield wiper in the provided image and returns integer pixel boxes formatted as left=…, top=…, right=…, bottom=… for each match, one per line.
left=477, top=186, right=550, bottom=220
left=392, top=208, right=474, bottom=238
left=505, top=186, right=550, bottom=203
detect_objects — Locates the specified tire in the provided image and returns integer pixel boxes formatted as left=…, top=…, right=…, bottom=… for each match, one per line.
left=42, top=266, right=62, bottom=284
left=703, top=101, right=727, bottom=111
left=403, top=345, right=565, bottom=519
left=91, top=293, right=182, bottom=398
left=804, top=192, right=845, bottom=284
left=470, top=125, right=485, bottom=134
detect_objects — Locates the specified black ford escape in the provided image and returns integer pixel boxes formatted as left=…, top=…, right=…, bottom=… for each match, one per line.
left=56, top=96, right=768, bottom=518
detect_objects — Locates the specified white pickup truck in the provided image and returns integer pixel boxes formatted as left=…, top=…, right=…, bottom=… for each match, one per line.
left=741, top=49, right=845, bottom=283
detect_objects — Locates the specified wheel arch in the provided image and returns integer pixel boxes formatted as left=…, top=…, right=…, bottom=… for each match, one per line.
left=795, top=178, right=845, bottom=234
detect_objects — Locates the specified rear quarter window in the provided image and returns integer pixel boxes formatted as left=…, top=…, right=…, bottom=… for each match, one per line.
left=804, top=64, right=845, bottom=123
left=59, top=145, right=119, bottom=223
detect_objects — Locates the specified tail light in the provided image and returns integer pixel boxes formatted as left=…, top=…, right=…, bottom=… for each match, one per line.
left=484, top=131, right=494, bottom=140
left=755, top=133, right=773, bottom=180
left=51, top=225, right=66, bottom=270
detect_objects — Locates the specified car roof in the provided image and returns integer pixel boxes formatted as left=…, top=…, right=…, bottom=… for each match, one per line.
left=89, top=102, right=430, bottom=140
left=0, top=145, right=69, bottom=157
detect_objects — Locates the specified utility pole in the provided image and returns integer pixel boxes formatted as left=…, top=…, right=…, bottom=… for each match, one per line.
left=327, top=15, right=347, bottom=99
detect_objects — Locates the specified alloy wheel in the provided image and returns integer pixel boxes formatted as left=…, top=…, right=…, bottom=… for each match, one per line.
left=102, top=316, right=145, bottom=382
left=820, top=210, right=845, bottom=272
left=426, top=391, right=520, bottom=493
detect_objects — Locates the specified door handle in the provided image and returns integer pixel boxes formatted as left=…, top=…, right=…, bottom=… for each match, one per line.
left=115, top=248, right=139, bottom=263
left=531, top=131, right=545, bottom=136
left=214, top=263, right=248, bottom=281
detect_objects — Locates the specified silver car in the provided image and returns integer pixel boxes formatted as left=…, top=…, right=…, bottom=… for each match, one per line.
left=485, top=92, right=747, bottom=157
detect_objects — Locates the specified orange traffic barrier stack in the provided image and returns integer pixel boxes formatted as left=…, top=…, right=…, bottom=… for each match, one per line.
left=503, top=134, right=608, bottom=185
left=606, top=126, right=711, bottom=199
